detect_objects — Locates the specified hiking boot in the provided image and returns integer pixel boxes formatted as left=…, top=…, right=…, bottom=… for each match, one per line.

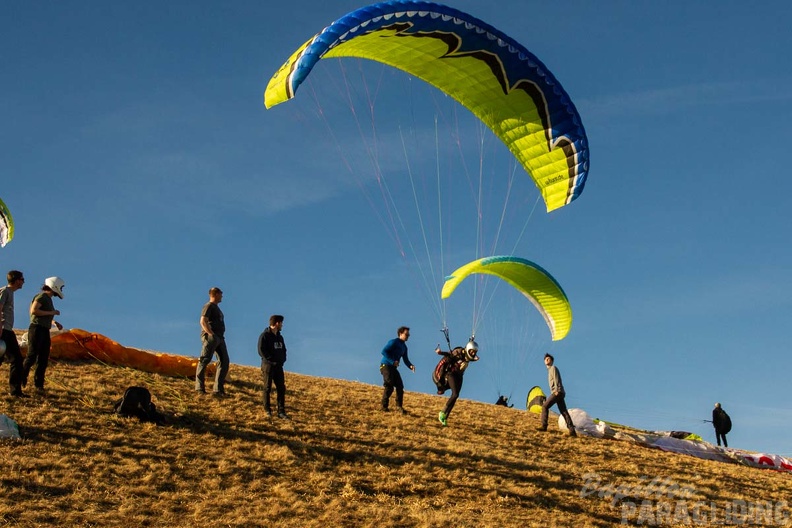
left=195, top=388, right=206, bottom=394
left=536, top=426, right=548, bottom=432
left=396, top=407, right=407, bottom=415
left=212, top=391, right=226, bottom=398
left=438, top=411, right=447, bottom=426
left=10, top=391, right=29, bottom=398
left=265, top=409, right=273, bottom=417
left=277, top=412, right=290, bottom=420
left=381, top=407, right=390, bottom=412
left=568, top=428, right=577, bottom=437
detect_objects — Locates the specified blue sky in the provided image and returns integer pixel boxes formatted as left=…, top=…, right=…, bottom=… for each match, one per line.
left=3, top=1, right=791, bottom=457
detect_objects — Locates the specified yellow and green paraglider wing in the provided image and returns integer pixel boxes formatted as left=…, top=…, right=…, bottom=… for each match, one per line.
left=0, top=198, right=13, bottom=248
left=442, top=256, right=572, bottom=341
left=526, top=385, right=546, bottom=414
left=264, top=1, right=589, bottom=212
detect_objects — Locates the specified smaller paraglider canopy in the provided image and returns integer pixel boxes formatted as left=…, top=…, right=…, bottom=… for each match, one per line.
left=526, top=385, right=546, bottom=414
left=442, top=256, right=572, bottom=341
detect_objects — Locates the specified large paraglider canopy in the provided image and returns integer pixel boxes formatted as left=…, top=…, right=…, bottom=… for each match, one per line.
left=265, top=0, right=589, bottom=213
left=442, top=256, right=572, bottom=341
left=0, top=198, right=13, bottom=248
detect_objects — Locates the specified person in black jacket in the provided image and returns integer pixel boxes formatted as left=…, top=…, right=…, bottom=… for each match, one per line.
left=712, top=402, right=731, bottom=447
left=259, top=314, right=288, bottom=419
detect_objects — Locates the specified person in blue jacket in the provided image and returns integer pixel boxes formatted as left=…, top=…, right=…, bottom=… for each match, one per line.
left=379, top=326, right=415, bottom=414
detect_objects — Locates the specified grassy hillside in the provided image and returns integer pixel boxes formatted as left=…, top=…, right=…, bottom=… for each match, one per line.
left=0, top=357, right=789, bottom=527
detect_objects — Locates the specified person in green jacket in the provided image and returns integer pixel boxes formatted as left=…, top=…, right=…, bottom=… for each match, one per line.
left=23, top=276, right=64, bottom=392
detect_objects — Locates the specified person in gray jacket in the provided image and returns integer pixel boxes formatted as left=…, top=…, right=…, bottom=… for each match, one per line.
left=538, top=353, right=576, bottom=437
left=0, top=270, right=27, bottom=397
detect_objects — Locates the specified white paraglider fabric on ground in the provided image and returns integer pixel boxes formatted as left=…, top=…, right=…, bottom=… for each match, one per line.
left=556, top=408, right=792, bottom=472
left=558, top=408, right=615, bottom=438
left=0, top=414, right=21, bottom=440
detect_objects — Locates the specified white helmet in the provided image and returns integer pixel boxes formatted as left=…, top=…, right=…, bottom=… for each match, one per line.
left=464, top=339, right=479, bottom=361
left=44, top=276, right=65, bottom=299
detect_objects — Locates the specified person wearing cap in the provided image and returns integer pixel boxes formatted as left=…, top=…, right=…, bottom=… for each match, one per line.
left=195, top=287, right=230, bottom=396
left=379, top=326, right=415, bottom=414
left=538, top=353, right=576, bottom=437
left=22, top=276, right=64, bottom=392
left=712, top=403, right=731, bottom=447
left=258, top=314, right=288, bottom=418
left=0, top=270, right=28, bottom=397
left=435, top=339, right=479, bottom=426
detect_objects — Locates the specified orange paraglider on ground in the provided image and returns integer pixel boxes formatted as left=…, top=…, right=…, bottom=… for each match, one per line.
left=19, top=328, right=211, bottom=379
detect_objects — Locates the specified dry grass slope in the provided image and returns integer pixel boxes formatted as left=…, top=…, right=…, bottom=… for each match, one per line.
left=0, top=358, right=789, bottom=527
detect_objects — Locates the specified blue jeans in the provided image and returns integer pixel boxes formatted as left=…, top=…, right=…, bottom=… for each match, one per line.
left=195, top=334, right=229, bottom=393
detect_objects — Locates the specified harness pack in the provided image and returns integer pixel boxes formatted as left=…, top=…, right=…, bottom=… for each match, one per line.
left=720, top=411, right=732, bottom=434
left=113, top=386, right=164, bottom=425
left=432, top=347, right=467, bottom=394
left=432, top=356, right=451, bottom=394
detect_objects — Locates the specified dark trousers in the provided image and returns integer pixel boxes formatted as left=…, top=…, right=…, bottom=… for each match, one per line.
left=541, top=392, right=575, bottom=431
left=380, top=364, right=404, bottom=410
left=716, top=432, right=728, bottom=447
left=22, top=324, right=51, bottom=389
left=261, top=361, right=286, bottom=413
left=195, top=334, right=230, bottom=393
left=1, top=329, right=24, bottom=393
left=442, top=372, right=464, bottom=417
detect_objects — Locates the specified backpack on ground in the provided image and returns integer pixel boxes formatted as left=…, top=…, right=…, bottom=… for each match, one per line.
left=113, top=386, right=164, bottom=425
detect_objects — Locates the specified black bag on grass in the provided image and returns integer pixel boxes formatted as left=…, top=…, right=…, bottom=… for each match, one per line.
left=113, top=386, right=164, bottom=425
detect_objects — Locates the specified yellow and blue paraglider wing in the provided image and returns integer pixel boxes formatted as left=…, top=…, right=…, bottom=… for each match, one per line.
left=264, top=1, right=589, bottom=212
left=0, top=198, right=13, bottom=248
left=441, top=256, right=572, bottom=341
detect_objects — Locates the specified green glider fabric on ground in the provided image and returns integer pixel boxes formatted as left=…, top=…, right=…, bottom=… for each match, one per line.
left=441, top=256, right=572, bottom=341
left=264, top=1, right=589, bottom=213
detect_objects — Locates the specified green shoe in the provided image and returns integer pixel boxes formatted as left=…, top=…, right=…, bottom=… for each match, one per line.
left=438, top=411, right=447, bottom=426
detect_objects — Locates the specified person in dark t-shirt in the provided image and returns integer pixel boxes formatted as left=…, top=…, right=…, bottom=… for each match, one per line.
left=195, top=287, right=229, bottom=395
